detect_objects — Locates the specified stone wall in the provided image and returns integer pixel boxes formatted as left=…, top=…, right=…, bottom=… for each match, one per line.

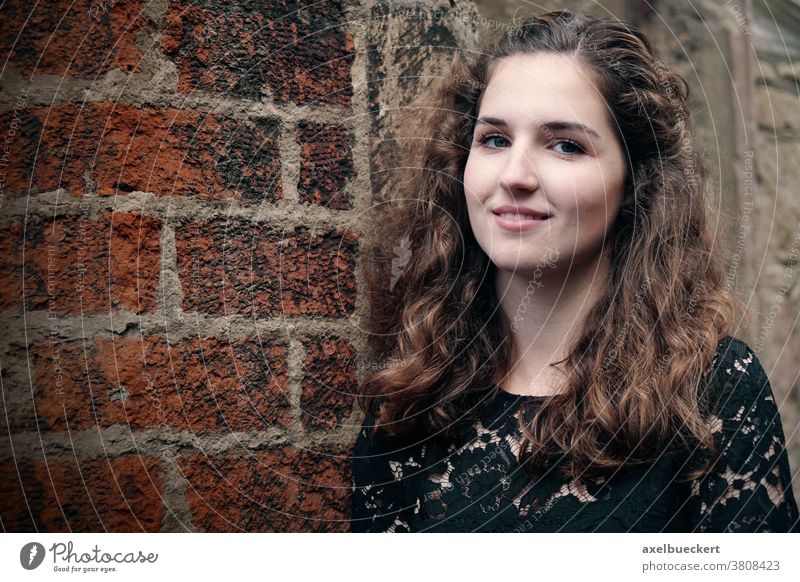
left=0, top=0, right=481, bottom=532
left=1, top=0, right=797, bottom=531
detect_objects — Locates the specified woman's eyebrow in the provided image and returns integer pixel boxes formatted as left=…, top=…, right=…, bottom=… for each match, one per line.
left=476, top=116, right=602, bottom=140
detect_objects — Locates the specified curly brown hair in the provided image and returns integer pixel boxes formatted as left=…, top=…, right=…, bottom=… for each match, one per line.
left=356, top=10, right=745, bottom=482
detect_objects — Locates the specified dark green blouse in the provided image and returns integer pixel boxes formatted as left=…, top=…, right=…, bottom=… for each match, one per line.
left=350, top=336, right=799, bottom=532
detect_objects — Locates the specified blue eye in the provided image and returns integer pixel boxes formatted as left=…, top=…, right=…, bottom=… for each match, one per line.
left=553, top=139, right=586, bottom=156
left=477, top=133, right=510, bottom=148
left=477, top=133, right=586, bottom=156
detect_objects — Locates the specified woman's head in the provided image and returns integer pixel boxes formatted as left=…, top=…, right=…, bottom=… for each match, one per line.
left=464, top=51, right=628, bottom=278
left=436, top=10, right=697, bottom=282
left=358, top=10, right=740, bottom=481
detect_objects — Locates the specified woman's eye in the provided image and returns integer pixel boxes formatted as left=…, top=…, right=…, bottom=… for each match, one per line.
left=553, top=139, right=586, bottom=156
left=476, top=134, right=585, bottom=155
left=478, top=133, right=509, bottom=149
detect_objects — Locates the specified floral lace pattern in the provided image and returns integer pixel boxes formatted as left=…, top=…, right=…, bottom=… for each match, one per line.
left=350, top=337, right=800, bottom=532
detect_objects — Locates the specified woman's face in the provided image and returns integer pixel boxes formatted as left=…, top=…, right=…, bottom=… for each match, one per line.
left=463, top=53, right=627, bottom=277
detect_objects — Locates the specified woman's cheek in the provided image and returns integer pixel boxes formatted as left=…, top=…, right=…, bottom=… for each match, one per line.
left=463, top=161, right=483, bottom=199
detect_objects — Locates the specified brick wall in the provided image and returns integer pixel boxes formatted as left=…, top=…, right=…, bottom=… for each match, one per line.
left=0, top=0, right=480, bottom=532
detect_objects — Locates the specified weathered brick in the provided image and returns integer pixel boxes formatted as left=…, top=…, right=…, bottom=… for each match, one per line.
left=1, top=103, right=282, bottom=200
left=0, top=0, right=149, bottom=78
left=1, top=339, right=59, bottom=434
left=30, top=335, right=289, bottom=433
left=0, top=221, right=25, bottom=311
left=179, top=446, right=350, bottom=532
left=0, top=213, right=161, bottom=315
left=176, top=219, right=358, bottom=317
left=0, top=457, right=40, bottom=532
left=297, top=122, right=354, bottom=210
left=0, top=456, right=163, bottom=532
left=300, top=334, right=356, bottom=430
left=0, top=92, right=32, bottom=196
left=162, top=0, right=354, bottom=105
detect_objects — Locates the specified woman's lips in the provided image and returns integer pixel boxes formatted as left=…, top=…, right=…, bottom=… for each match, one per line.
left=493, top=212, right=550, bottom=232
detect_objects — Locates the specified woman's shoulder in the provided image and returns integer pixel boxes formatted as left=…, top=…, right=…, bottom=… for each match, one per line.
left=354, top=414, right=385, bottom=453
left=683, top=335, right=799, bottom=531
left=354, top=413, right=423, bottom=456
left=700, top=334, right=775, bottom=418
left=707, top=334, right=754, bottom=368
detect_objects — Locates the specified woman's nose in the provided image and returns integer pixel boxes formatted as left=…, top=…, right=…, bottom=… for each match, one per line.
left=499, top=147, right=540, bottom=194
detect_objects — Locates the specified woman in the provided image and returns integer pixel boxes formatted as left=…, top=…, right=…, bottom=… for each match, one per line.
left=350, top=10, right=799, bottom=532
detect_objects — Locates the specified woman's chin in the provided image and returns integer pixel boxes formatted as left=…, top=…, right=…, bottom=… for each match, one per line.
left=491, top=260, right=559, bottom=278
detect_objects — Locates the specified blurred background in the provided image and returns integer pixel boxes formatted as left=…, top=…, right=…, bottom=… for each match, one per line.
left=0, top=0, right=798, bottom=531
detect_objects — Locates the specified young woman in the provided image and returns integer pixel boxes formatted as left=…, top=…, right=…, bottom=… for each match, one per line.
left=350, top=10, right=799, bottom=533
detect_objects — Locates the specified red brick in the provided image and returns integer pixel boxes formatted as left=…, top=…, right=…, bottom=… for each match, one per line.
left=163, top=0, right=354, bottom=105
left=1, top=103, right=282, bottom=200
left=0, top=221, right=25, bottom=311
left=30, top=335, right=289, bottom=433
left=300, top=334, right=356, bottom=430
left=297, top=122, right=354, bottom=210
left=0, top=456, right=163, bottom=532
left=0, top=0, right=149, bottom=77
left=179, top=446, right=350, bottom=532
left=0, top=458, right=40, bottom=532
left=0, top=213, right=161, bottom=314
left=0, top=92, right=33, bottom=196
left=176, top=219, right=358, bottom=317
left=0, top=332, right=57, bottom=437
left=48, top=455, right=163, bottom=532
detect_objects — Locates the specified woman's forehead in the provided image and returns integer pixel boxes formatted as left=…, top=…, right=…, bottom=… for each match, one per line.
left=478, top=54, right=610, bottom=134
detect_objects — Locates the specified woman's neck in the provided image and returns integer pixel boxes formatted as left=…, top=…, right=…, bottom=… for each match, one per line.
left=493, top=251, right=611, bottom=395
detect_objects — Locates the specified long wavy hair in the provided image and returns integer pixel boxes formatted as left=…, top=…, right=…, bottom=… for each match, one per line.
left=356, top=10, right=745, bottom=482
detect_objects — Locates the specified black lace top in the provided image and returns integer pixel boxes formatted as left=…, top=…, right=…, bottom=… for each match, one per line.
left=350, top=336, right=800, bottom=532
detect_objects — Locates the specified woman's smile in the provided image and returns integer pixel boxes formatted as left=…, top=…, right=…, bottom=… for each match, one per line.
left=493, top=211, right=550, bottom=232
